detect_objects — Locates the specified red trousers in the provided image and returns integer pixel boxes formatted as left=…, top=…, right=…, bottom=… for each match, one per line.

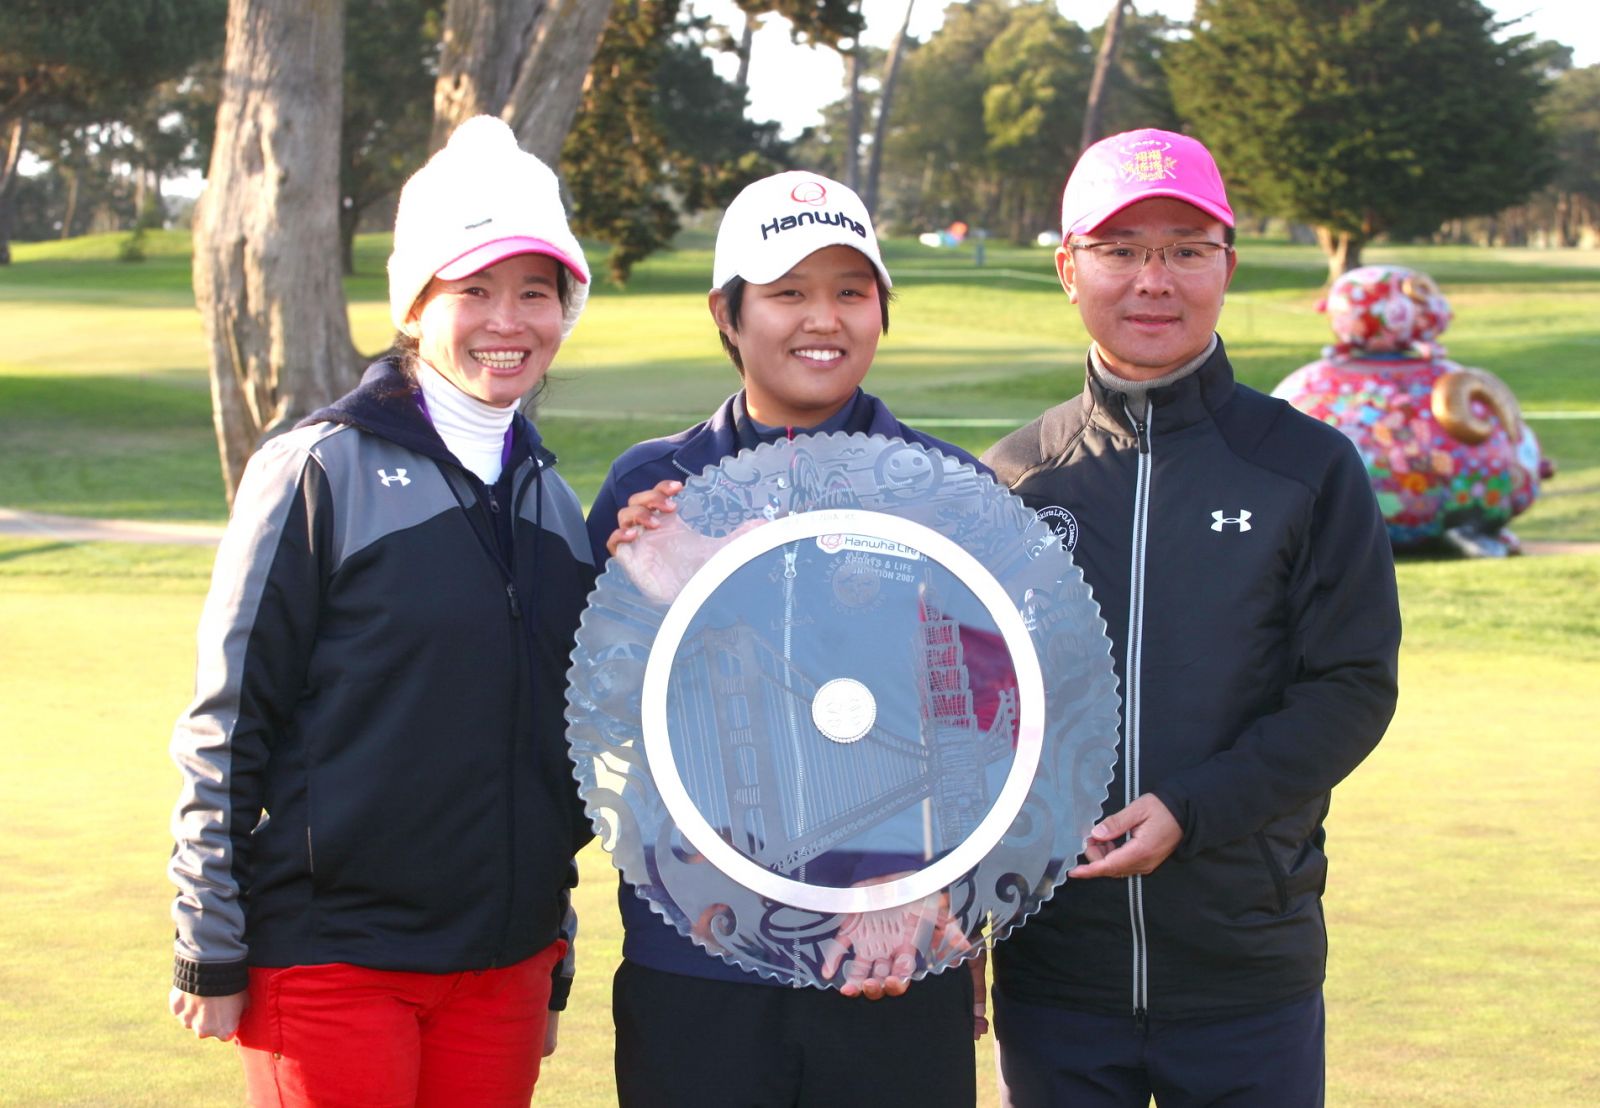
left=234, top=942, right=566, bottom=1108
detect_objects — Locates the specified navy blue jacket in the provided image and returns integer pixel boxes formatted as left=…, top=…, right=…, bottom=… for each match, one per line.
left=585, top=387, right=988, bottom=984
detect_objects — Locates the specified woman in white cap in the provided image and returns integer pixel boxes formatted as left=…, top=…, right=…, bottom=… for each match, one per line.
left=167, top=117, right=596, bottom=1106
left=587, top=171, right=985, bottom=1107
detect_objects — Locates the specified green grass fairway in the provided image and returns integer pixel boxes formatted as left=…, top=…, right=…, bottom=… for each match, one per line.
left=4, top=230, right=1598, bottom=525
left=1, top=234, right=1598, bottom=1105
left=3, top=540, right=1597, bottom=1106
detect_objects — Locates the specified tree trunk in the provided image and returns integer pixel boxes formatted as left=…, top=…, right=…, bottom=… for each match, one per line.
left=133, top=164, right=149, bottom=223
left=432, top=0, right=615, bottom=165
left=193, top=0, right=359, bottom=503
left=844, top=44, right=863, bottom=190
left=734, top=12, right=757, bottom=91
left=863, top=0, right=914, bottom=217
left=1315, top=225, right=1364, bottom=282
left=1080, top=0, right=1126, bottom=153
left=0, top=114, right=26, bottom=265
left=61, top=169, right=80, bottom=239
left=340, top=203, right=358, bottom=276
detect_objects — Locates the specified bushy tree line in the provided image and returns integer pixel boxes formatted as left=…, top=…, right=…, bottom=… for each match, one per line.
left=0, top=0, right=225, bottom=260
left=10, top=0, right=1592, bottom=278
left=1170, top=0, right=1558, bottom=277
left=1440, top=58, right=1600, bottom=248
left=7, top=0, right=1596, bottom=497
left=799, top=0, right=1179, bottom=242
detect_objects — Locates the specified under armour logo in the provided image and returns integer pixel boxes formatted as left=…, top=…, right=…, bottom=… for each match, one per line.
left=1211, top=509, right=1252, bottom=532
left=377, top=468, right=411, bottom=487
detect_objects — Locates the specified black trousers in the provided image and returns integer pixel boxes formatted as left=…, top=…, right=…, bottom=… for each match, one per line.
left=613, top=959, right=977, bottom=1107
left=993, top=986, right=1325, bottom=1108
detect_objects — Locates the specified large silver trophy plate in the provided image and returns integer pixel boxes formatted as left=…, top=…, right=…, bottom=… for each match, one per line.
left=566, top=433, right=1119, bottom=989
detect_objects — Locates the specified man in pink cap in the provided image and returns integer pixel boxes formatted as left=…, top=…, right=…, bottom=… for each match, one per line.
left=983, top=129, right=1401, bottom=1105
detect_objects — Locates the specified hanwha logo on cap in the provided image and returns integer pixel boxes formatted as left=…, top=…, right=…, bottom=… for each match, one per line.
left=790, top=180, right=827, bottom=205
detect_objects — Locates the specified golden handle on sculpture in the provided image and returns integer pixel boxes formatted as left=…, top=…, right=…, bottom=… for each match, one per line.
left=1432, top=369, right=1522, bottom=445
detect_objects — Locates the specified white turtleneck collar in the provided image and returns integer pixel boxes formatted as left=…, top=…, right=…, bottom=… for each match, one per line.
left=416, top=361, right=518, bottom=484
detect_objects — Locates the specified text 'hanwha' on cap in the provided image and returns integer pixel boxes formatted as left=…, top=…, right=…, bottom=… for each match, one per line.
left=759, top=209, right=869, bottom=242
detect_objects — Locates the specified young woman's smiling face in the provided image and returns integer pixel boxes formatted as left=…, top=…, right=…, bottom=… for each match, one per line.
left=711, top=244, right=882, bottom=427
left=409, top=252, right=564, bottom=407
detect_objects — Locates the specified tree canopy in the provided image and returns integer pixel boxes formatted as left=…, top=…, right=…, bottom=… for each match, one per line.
left=339, top=0, right=442, bottom=272
left=0, top=0, right=224, bottom=260
left=870, top=0, right=1175, bottom=240
left=0, top=0, right=223, bottom=115
left=1169, top=0, right=1554, bottom=276
left=563, top=0, right=855, bottom=281
left=1548, top=64, right=1600, bottom=213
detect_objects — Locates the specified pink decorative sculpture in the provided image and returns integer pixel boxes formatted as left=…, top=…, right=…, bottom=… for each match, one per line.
left=1272, top=265, right=1552, bottom=555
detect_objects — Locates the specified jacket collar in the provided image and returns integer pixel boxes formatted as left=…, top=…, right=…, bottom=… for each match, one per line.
left=1082, top=336, right=1236, bottom=438
left=669, top=388, right=898, bottom=475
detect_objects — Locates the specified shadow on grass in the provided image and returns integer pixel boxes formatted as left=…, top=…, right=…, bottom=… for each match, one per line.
left=0, top=372, right=223, bottom=521
left=0, top=540, right=79, bottom=563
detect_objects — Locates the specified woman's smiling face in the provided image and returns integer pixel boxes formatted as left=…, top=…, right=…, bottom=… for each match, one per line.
left=712, top=244, right=882, bottom=428
left=410, top=252, right=564, bottom=407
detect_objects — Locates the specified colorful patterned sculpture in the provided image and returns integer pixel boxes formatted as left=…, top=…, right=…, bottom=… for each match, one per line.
left=1272, top=265, right=1552, bottom=555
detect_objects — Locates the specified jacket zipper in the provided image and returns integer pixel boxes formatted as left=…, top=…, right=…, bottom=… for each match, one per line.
left=442, top=454, right=541, bottom=967
left=493, top=457, right=544, bottom=966
left=1122, top=395, right=1152, bottom=1026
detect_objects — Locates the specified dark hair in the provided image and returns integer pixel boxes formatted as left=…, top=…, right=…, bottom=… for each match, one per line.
left=716, top=272, right=892, bottom=373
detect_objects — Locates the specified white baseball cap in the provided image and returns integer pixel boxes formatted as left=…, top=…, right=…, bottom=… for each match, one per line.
left=712, top=171, right=891, bottom=290
left=387, top=116, right=591, bottom=337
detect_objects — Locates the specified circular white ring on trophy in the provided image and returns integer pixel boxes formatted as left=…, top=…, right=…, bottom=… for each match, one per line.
left=812, top=678, right=877, bottom=743
left=566, top=431, right=1122, bottom=991
left=641, top=507, right=1045, bottom=915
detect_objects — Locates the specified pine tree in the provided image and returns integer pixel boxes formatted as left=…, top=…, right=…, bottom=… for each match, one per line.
left=1169, top=0, right=1553, bottom=279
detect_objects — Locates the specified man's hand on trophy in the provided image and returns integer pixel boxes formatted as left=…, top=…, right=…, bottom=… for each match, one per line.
left=820, top=884, right=971, bottom=1000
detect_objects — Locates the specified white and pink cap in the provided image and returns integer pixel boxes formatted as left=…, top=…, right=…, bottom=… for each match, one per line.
left=388, top=116, right=591, bottom=337
left=1061, top=128, right=1234, bottom=237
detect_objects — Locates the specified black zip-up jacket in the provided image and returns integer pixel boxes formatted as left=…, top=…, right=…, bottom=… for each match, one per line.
left=982, top=338, right=1400, bottom=1019
left=169, top=358, right=596, bottom=1005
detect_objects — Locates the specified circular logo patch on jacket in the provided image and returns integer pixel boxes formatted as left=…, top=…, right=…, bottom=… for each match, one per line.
left=1030, top=506, right=1079, bottom=555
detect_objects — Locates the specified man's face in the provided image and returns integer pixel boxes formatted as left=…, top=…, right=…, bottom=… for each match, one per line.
left=1056, top=197, right=1237, bottom=382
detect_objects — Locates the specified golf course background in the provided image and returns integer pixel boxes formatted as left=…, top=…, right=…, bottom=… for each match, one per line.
left=1, top=230, right=1597, bottom=1105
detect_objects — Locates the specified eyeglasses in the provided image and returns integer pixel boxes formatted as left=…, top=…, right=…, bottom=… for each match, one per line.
left=1069, top=240, right=1233, bottom=275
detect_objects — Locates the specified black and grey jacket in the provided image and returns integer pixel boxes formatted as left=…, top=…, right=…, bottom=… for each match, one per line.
left=983, top=338, right=1400, bottom=1020
left=168, top=358, right=596, bottom=1006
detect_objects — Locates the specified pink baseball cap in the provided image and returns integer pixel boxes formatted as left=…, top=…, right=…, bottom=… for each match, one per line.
left=1061, top=129, right=1234, bottom=237
left=435, top=236, right=589, bottom=284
